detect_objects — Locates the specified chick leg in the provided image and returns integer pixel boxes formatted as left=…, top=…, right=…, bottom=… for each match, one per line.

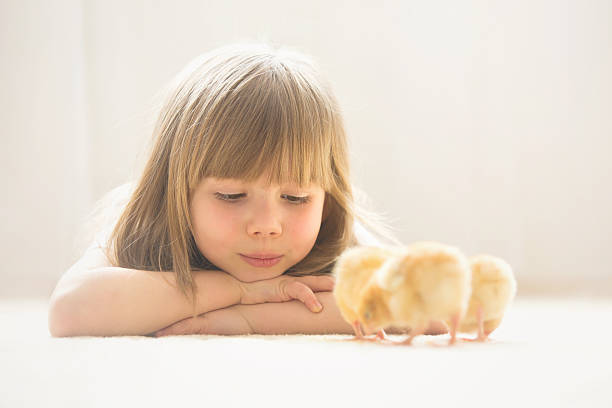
left=448, top=312, right=460, bottom=345
left=347, top=320, right=377, bottom=342
left=476, top=305, right=487, bottom=341
left=347, top=320, right=365, bottom=340
left=375, top=329, right=390, bottom=342
left=393, top=326, right=425, bottom=346
left=462, top=306, right=491, bottom=342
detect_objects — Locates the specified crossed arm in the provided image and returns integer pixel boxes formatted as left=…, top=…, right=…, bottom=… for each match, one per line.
left=152, top=291, right=347, bottom=336
left=153, top=291, right=448, bottom=337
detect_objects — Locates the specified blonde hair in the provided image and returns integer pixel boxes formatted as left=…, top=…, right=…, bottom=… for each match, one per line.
left=89, top=42, right=400, bottom=317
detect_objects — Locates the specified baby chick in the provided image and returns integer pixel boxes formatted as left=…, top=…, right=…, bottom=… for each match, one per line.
left=458, top=254, right=517, bottom=342
left=357, top=241, right=472, bottom=345
left=332, top=245, right=399, bottom=341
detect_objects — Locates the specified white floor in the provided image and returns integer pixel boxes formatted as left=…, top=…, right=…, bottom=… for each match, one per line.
left=1, top=296, right=610, bottom=408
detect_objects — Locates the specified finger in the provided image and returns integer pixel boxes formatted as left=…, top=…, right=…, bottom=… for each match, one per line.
left=295, top=275, right=335, bottom=292
left=285, top=281, right=323, bottom=313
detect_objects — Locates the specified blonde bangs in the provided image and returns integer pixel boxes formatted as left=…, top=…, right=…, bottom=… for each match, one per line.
left=187, top=60, right=336, bottom=192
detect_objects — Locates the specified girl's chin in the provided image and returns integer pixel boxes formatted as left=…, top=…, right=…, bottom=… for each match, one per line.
left=228, top=268, right=284, bottom=283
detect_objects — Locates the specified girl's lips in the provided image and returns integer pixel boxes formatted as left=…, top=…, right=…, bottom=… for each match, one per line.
left=242, top=253, right=282, bottom=259
left=239, top=254, right=283, bottom=268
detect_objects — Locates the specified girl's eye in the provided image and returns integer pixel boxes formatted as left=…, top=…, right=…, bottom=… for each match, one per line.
left=214, top=193, right=245, bottom=202
left=281, top=194, right=311, bottom=205
left=214, top=193, right=310, bottom=205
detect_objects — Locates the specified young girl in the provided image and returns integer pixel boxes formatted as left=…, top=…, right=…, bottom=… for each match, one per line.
left=49, top=42, right=442, bottom=338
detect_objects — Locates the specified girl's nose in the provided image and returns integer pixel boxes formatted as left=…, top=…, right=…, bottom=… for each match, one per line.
left=246, top=203, right=282, bottom=238
left=248, top=227, right=281, bottom=237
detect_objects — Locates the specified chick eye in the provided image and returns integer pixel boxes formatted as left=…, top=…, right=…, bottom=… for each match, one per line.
left=364, top=311, right=371, bottom=320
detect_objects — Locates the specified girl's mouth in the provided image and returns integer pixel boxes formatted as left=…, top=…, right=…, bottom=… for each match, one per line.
left=239, top=254, right=283, bottom=268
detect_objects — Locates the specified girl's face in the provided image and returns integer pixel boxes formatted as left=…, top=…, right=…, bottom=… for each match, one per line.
left=189, top=171, right=326, bottom=282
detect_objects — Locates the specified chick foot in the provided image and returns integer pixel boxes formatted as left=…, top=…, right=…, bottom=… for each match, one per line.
left=390, top=326, right=425, bottom=346
left=345, top=320, right=378, bottom=342
left=375, top=329, right=391, bottom=341
left=460, top=334, right=492, bottom=342
left=458, top=305, right=492, bottom=342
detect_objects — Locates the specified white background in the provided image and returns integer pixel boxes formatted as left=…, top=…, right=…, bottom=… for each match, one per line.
left=1, top=0, right=610, bottom=298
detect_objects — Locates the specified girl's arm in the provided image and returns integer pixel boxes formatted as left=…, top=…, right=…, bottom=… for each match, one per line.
left=49, top=267, right=240, bottom=337
left=49, top=244, right=333, bottom=337
left=156, top=291, right=449, bottom=336
left=155, top=291, right=350, bottom=336
left=48, top=247, right=242, bottom=337
left=237, top=291, right=356, bottom=334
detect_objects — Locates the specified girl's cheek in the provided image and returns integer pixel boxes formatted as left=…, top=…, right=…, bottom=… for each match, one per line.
left=289, top=206, right=323, bottom=239
left=221, top=207, right=246, bottom=231
left=192, top=203, right=235, bottom=241
left=204, top=209, right=242, bottom=238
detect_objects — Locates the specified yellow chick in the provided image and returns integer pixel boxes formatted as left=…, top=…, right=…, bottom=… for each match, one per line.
left=357, top=241, right=472, bottom=345
left=332, top=245, right=400, bottom=341
left=458, top=254, right=517, bottom=341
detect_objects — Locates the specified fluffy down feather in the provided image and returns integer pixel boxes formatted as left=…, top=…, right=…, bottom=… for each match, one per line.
left=358, top=241, right=472, bottom=345
left=458, top=255, right=517, bottom=341
left=332, top=245, right=400, bottom=339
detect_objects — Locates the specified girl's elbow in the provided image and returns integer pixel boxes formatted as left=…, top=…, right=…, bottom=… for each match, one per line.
left=48, top=295, right=76, bottom=337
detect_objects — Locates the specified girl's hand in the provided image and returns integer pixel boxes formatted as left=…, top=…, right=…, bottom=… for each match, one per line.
left=153, top=274, right=336, bottom=336
left=239, top=274, right=335, bottom=313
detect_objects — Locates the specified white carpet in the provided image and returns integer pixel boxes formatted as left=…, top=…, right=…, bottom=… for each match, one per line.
left=1, top=296, right=610, bottom=407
